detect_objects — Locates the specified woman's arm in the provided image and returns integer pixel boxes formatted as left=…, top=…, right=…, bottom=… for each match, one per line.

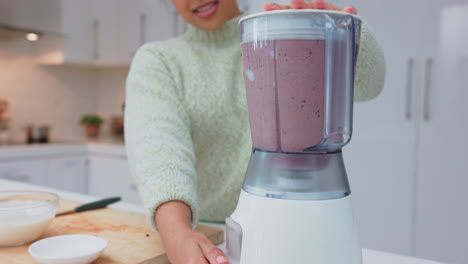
left=156, top=201, right=192, bottom=242
left=125, top=43, right=229, bottom=264
left=125, top=43, right=198, bottom=230
left=354, top=24, right=386, bottom=101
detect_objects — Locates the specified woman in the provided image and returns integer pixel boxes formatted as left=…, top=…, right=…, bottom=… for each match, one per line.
left=125, top=0, right=385, bottom=263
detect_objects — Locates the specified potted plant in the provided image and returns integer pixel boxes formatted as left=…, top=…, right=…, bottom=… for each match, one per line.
left=80, top=114, right=104, bottom=139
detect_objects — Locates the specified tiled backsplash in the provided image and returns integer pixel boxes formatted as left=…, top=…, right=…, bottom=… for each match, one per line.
left=96, top=68, right=128, bottom=138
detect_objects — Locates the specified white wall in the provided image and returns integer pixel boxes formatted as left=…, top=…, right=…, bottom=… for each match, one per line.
left=0, top=39, right=128, bottom=142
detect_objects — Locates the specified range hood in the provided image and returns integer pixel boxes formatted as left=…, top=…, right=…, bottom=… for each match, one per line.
left=0, top=0, right=64, bottom=41
left=0, top=23, right=63, bottom=41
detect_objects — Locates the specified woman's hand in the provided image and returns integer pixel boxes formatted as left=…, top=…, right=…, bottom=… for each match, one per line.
left=264, top=0, right=357, bottom=14
left=164, top=229, right=229, bottom=264
left=156, top=201, right=229, bottom=264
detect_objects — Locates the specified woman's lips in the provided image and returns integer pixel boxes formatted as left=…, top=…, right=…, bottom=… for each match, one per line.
left=193, top=1, right=219, bottom=18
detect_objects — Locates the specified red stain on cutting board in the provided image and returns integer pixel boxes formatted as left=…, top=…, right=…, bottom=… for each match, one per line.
left=50, top=215, right=148, bottom=234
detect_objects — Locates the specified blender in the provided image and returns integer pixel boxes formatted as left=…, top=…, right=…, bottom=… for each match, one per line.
left=226, top=10, right=362, bottom=264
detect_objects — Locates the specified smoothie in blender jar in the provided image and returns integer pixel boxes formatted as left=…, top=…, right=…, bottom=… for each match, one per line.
left=242, top=39, right=325, bottom=153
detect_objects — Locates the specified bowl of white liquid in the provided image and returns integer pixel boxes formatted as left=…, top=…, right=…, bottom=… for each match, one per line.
left=0, top=191, right=59, bottom=247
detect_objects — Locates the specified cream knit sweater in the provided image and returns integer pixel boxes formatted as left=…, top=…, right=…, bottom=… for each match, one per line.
left=125, top=16, right=385, bottom=230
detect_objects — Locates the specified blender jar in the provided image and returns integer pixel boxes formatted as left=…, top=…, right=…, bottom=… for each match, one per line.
left=241, top=10, right=362, bottom=153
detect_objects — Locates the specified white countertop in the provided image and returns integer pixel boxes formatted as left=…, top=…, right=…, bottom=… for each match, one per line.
left=0, top=179, right=445, bottom=264
left=0, top=141, right=126, bottom=160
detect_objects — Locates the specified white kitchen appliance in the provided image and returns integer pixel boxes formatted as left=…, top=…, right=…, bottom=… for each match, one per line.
left=226, top=10, right=363, bottom=264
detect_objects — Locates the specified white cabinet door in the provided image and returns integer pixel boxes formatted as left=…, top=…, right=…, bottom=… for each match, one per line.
left=61, top=0, right=96, bottom=64
left=61, top=0, right=132, bottom=65
left=145, top=0, right=185, bottom=40
left=42, top=0, right=186, bottom=66
left=415, top=2, right=468, bottom=263
left=88, top=155, right=141, bottom=205
left=0, top=156, right=88, bottom=193
left=0, top=160, right=48, bottom=186
left=91, top=0, right=132, bottom=65
left=48, top=156, right=88, bottom=194
left=339, top=0, right=421, bottom=256
left=126, top=0, right=150, bottom=58
left=31, top=0, right=62, bottom=34
left=127, top=0, right=182, bottom=57
left=7, top=0, right=62, bottom=33
left=0, top=0, right=13, bottom=24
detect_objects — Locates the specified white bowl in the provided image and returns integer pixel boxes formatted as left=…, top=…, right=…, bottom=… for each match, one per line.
left=0, top=191, right=59, bottom=247
left=29, top=234, right=108, bottom=264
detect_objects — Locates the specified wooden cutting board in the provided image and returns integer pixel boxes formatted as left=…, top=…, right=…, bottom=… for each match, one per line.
left=0, top=200, right=224, bottom=264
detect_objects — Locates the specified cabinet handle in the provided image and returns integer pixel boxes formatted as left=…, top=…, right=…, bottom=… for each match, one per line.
left=5, top=174, right=30, bottom=182
left=423, top=58, right=434, bottom=121
left=140, top=13, right=147, bottom=46
left=64, top=160, right=78, bottom=167
left=173, top=14, right=179, bottom=36
left=93, top=19, right=100, bottom=60
left=405, top=58, right=415, bottom=120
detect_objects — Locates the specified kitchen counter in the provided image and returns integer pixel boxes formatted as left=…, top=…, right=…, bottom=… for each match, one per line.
left=0, top=140, right=126, bottom=160
left=0, top=178, right=140, bottom=212
left=0, top=179, right=445, bottom=264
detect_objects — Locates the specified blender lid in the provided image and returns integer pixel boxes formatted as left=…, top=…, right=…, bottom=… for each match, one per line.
left=240, top=9, right=362, bottom=42
left=239, top=9, right=363, bottom=24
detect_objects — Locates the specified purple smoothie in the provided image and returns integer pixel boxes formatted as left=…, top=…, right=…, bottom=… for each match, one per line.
left=242, top=39, right=326, bottom=153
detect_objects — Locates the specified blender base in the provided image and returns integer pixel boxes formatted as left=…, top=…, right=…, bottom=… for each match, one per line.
left=226, top=190, right=362, bottom=264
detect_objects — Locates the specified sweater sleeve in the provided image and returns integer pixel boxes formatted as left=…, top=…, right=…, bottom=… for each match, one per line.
left=125, top=43, right=198, bottom=230
left=354, top=23, right=386, bottom=101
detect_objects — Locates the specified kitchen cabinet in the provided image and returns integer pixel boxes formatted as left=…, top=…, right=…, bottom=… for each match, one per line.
left=0, top=1, right=12, bottom=24
left=91, top=0, right=132, bottom=65
left=47, top=156, right=88, bottom=194
left=55, top=0, right=95, bottom=64
left=0, top=144, right=134, bottom=200
left=414, top=3, right=468, bottom=264
left=41, top=0, right=130, bottom=66
left=0, top=160, right=48, bottom=186
left=0, top=156, right=89, bottom=194
left=88, top=155, right=140, bottom=205
left=39, top=0, right=183, bottom=66
left=127, top=0, right=186, bottom=57
left=0, top=0, right=62, bottom=34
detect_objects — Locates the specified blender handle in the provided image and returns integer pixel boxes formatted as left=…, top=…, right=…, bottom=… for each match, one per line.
left=423, top=58, right=434, bottom=121
left=405, top=58, right=415, bottom=120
